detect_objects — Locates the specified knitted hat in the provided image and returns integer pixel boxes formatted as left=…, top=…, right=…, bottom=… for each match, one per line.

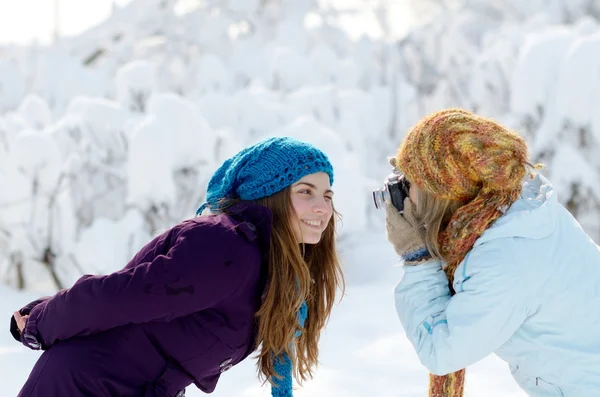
left=396, top=108, right=529, bottom=269
left=196, top=137, right=334, bottom=215
left=395, top=108, right=530, bottom=397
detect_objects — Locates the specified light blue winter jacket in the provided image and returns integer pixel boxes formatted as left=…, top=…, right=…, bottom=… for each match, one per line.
left=395, top=174, right=600, bottom=397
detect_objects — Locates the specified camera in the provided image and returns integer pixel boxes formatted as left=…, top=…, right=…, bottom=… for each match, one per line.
left=372, top=173, right=410, bottom=212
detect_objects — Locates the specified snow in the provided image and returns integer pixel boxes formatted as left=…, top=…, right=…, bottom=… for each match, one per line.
left=115, top=60, right=158, bottom=112
left=16, top=95, right=53, bottom=130
left=235, top=86, right=284, bottom=140
left=32, top=49, right=113, bottom=117
left=0, top=169, right=31, bottom=225
left=63, top=96, right=130, bottom=158
left=193, top=54, right=233, bottom=94
left=269, top=47, right=313, bottom=92
left=1, top=112, right=29, bottom=144
left=554, top=31, right=600, bottom=127
left=72, top=208, right=150, bottom=277
left=145, top=93, right=218, bottom=167
left=229, top=38, right=273, bottom=86
left=550, top=145, right=600, bottom=200
left=283, top=86, right=337, bottom=128
left=8, top=129, right=62, bottom=192
left=196, top=92, right=236, bottom=130
left=228, top=0, right=261, bottom=15
left=0, top=59, right=26, bottom=113
left=0, top=0, right=599, bottom=394
left=126, top=114, right=177, bottom=206
left=308, top=44, right=342, bottom=85
left=510, top=26, right=575, bottom=118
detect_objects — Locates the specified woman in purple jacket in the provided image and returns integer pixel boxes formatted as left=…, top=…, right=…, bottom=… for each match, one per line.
left=10, top=136, right=344, bottom=397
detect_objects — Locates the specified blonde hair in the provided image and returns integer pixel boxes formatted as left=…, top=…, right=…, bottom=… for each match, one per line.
left=413, top=188, right=463, bottom=265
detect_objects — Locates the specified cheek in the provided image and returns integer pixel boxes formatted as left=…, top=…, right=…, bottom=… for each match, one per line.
left=290, top=196, right=308, bottom=217
left=325, top=202, right=334, bottom=219
left=409, top=185, right=418, bottom=204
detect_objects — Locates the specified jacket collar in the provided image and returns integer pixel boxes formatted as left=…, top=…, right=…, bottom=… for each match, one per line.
left=475, top=174, right=557, bottom=246
left=225, top=201, right=273, bottom=255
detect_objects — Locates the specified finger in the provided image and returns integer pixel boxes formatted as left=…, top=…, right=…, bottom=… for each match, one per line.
left=402, top=198, right=419, bottom=225
left=387, top=201, right=415, bottom=229
left=385, top=222, right=396, bottom=237
left=385, top=201, right=403, bottom=221
left=18, top=315, right=29, bottom=331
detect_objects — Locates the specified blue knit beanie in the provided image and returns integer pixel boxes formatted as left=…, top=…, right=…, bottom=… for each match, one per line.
left=196, top=137, right=334, bottom=215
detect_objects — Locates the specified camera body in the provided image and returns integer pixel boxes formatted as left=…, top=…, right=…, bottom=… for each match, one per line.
left=373, top=173, right=410, bottom=212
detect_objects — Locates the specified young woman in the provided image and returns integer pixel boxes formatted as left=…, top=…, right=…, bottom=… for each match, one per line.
left=11, top=136, right=344, bottom=397
left=385, top=108, right=600, bottom=396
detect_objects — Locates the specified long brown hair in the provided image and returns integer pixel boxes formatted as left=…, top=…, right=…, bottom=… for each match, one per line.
left=249, top=187, right=344, bottom=384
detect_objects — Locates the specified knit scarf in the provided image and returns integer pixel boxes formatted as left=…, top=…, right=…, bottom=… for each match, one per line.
left=271, top=301, right=308, bottom=397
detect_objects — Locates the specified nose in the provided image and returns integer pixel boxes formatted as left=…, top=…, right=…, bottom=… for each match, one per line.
left=313, top=196, right=330, bottom=214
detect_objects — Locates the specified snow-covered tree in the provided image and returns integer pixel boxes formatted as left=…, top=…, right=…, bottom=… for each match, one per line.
left=0, top=0, right=598, bottom=291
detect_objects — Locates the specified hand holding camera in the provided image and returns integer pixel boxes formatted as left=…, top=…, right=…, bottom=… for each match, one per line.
left=385, top=198, right=430, bottom=265
left=376, top=157, right=430, bottom=265
left=372, top=158, right=411, bottom=212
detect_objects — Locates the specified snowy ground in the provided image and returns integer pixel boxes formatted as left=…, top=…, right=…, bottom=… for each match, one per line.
left=0, top=229, right=526, bottom=397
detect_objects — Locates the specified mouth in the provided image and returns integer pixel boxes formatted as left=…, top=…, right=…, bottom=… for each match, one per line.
left=302, top=219, right=323, bottom=230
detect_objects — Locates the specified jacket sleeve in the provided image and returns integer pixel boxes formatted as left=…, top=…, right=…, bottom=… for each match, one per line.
left=394, top=244, right=528, bottom=375
left=10, top=297, right=51, bottom=343
left=21, top=222, right=256, bottom=350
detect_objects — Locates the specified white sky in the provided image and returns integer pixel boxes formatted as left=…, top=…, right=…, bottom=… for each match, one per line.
left=0, top=0, right=132, bottom=45
left=0, top=0, right=416, bottom=45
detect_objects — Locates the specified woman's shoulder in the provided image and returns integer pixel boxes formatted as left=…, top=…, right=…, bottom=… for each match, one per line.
left=174, top=213, right=253, bottom=245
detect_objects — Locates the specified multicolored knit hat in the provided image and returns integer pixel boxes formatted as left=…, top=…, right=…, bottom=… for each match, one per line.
left=395, top=108, right=530, bottom=397
left=196, top=136, right=334, bottom=215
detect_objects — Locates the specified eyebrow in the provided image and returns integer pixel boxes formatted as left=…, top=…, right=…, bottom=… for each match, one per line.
left=293, top=182, right=334, bottom=195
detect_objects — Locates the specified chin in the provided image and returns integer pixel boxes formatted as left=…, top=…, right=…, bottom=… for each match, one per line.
left=301, top=234, right=323, bottom=245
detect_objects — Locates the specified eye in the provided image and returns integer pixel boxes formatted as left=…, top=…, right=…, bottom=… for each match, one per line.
left=298, top=189, right=312, bottom=195
left=324, top=195, right=333, bottom=201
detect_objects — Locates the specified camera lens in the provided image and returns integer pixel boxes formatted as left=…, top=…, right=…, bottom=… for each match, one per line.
left=372, top=189, right=389, bottom=210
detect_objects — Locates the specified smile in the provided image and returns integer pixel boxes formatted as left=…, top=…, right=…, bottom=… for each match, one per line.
left=302, top=220, right=322, bottom=228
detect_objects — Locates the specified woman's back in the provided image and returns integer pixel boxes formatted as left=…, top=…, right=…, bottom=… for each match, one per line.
left=137, top=203, right=271, bottom=394
left=457, top=175, right=600, bottom=395
left=17, top=202, right=271, bottom=397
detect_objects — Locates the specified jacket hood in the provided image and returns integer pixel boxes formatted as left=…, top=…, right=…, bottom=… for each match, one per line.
left=475, top=174, right=558, bottom=246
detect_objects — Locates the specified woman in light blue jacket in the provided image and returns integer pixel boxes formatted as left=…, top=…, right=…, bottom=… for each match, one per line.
left=384, top=108, right=600, bottom=397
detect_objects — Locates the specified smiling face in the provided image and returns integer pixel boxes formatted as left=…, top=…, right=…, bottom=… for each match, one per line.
left=289, top=172, right=334, bottom=244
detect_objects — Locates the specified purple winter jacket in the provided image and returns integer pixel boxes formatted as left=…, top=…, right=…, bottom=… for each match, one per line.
left=13, top=202, right=272, bottom=397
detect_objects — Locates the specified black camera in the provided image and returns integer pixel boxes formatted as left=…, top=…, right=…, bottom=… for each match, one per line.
left=372, top=173, right=410, bottom=212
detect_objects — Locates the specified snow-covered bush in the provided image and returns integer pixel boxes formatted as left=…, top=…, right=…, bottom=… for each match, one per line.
left=0, top=0, right=598, bottom=291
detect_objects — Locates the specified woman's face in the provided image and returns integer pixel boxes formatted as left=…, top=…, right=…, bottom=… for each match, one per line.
left=289, top=172, right=334, bottom=244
